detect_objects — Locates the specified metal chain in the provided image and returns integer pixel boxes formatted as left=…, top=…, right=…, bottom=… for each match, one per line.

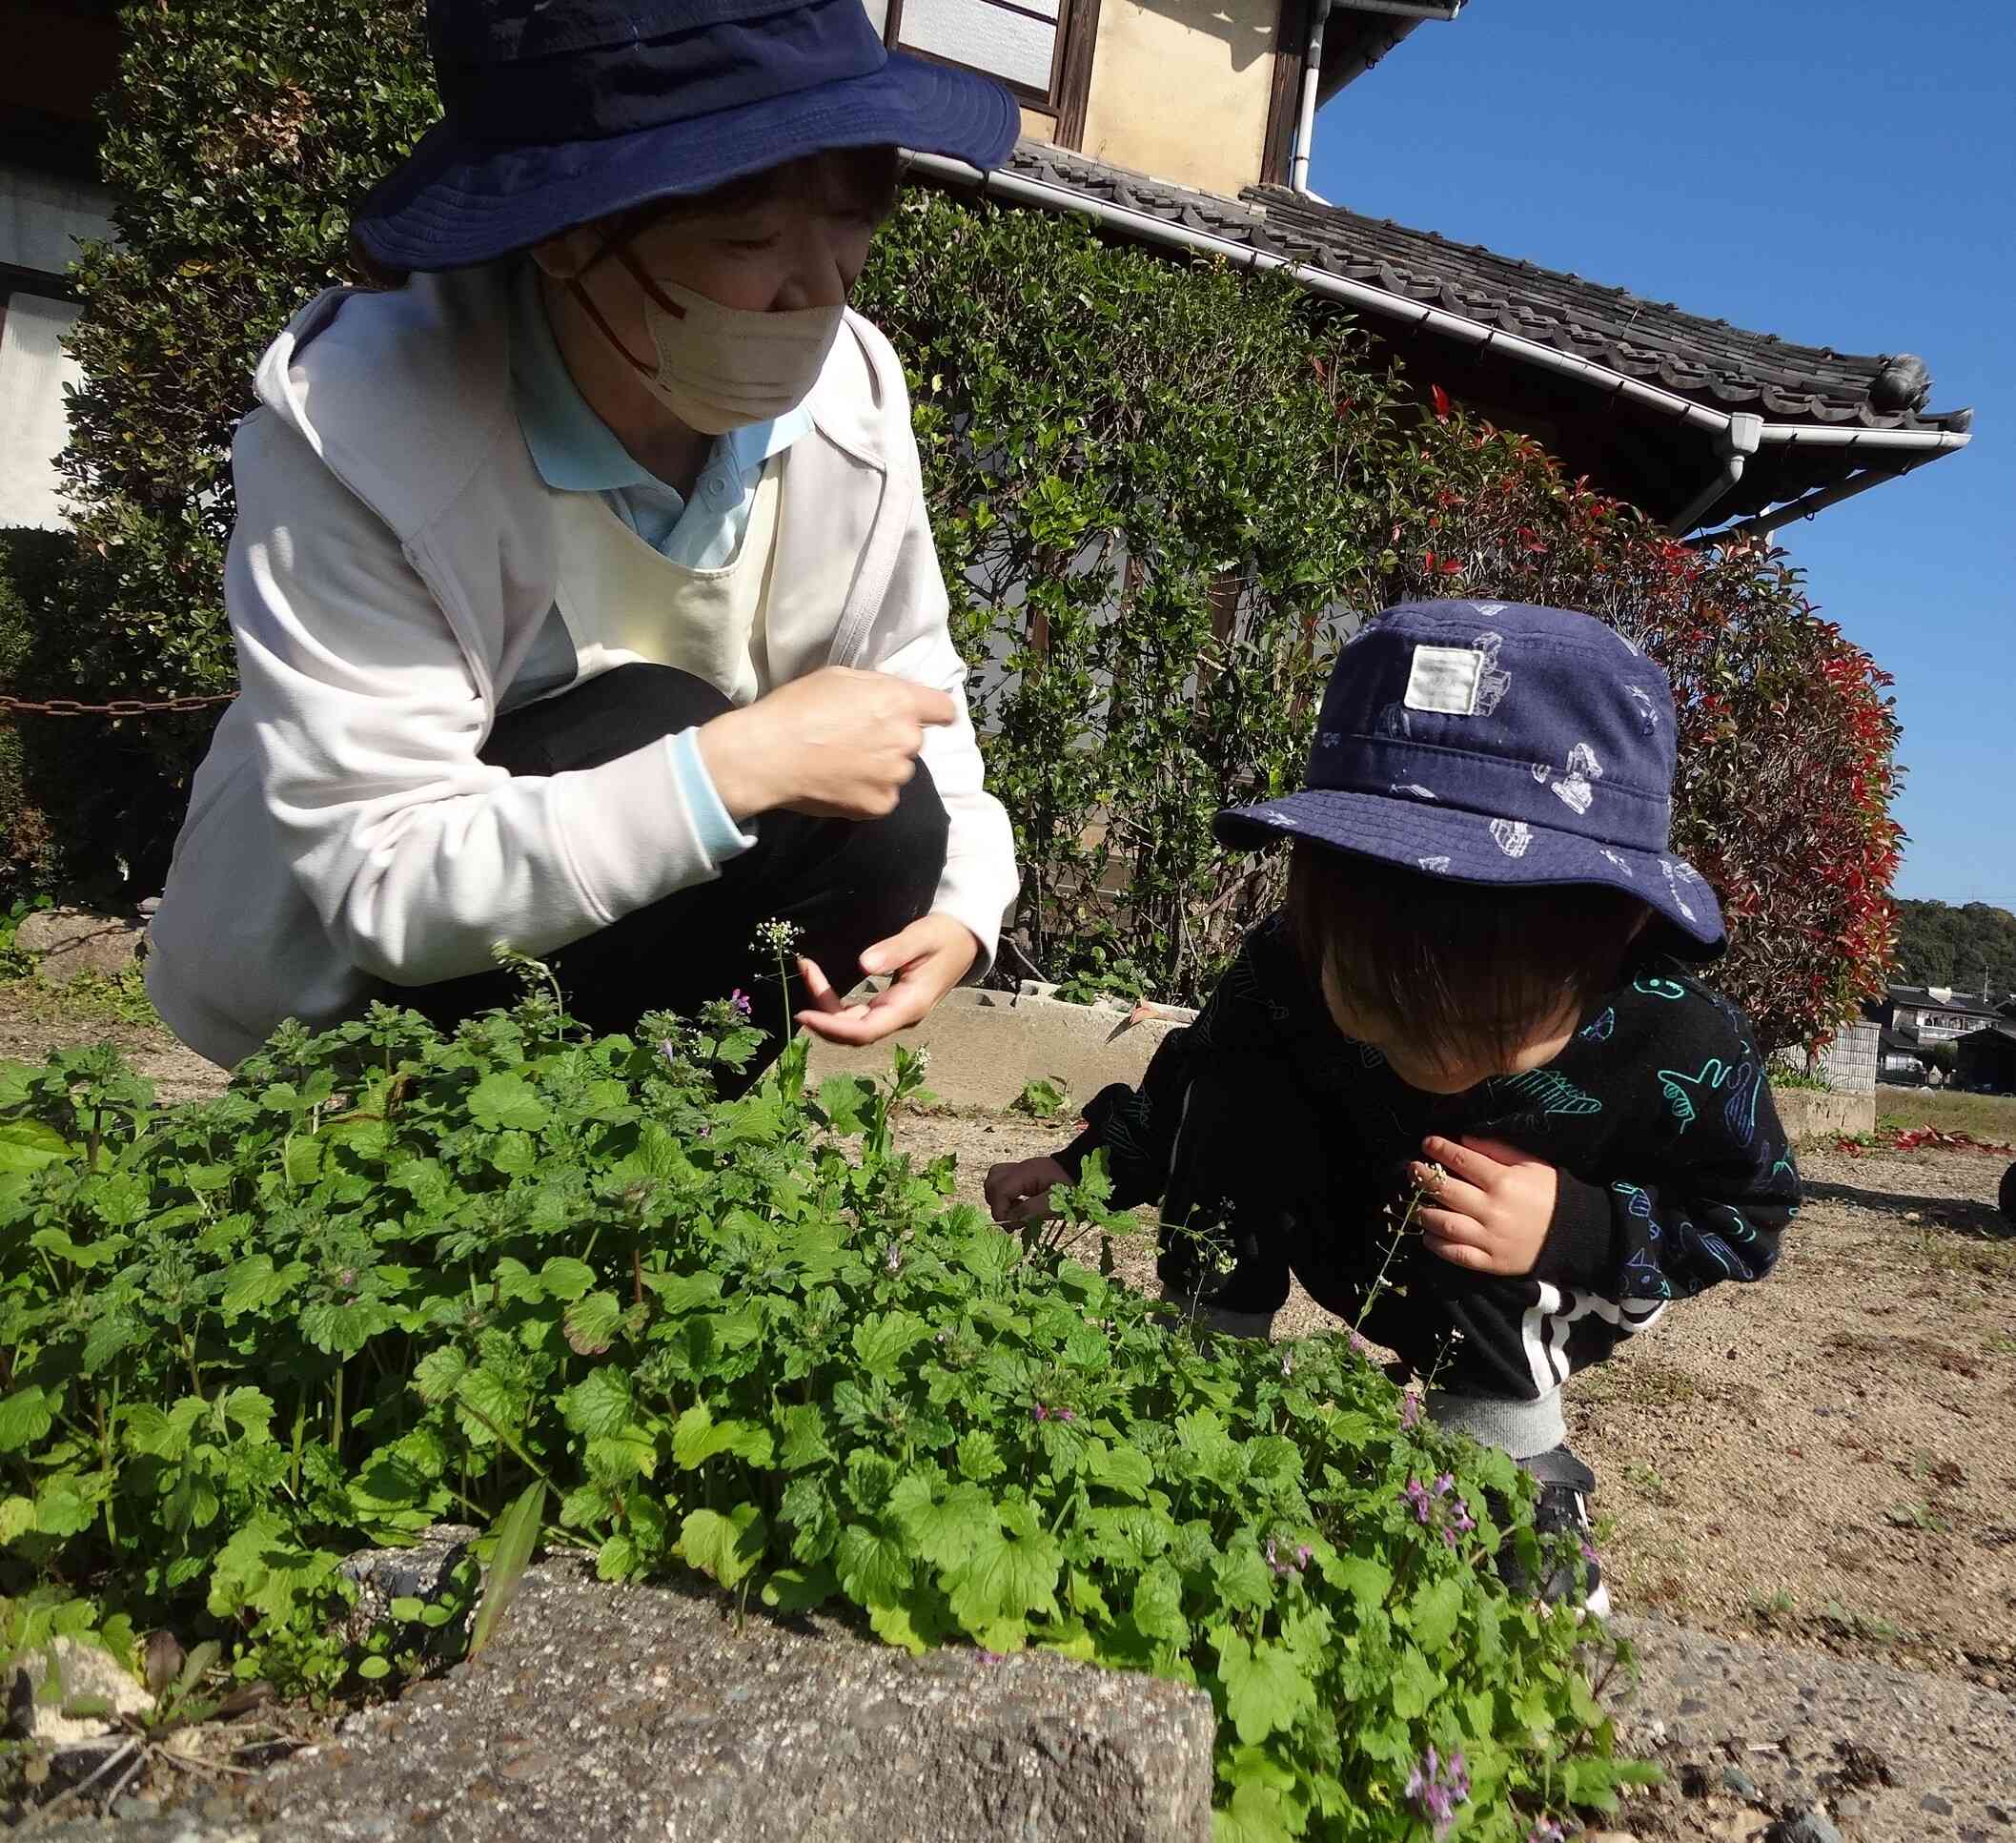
left=0, top=692, right=237, bottom=717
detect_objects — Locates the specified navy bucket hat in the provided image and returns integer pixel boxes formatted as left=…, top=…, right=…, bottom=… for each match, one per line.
left=1215, top=601, right=1725, bottom=954
left=352, top=0, right=1020, bottom=273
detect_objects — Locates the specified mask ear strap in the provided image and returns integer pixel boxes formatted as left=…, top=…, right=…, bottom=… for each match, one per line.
left=610, top=241, right=688, bottom=322
left=565, top=229, right=686, bottom=376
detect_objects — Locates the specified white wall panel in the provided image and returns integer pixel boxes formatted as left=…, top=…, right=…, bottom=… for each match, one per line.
left=0, top=292, right=82, bottom=529
left=0, top=164, right=113, bottom=279
left=898, top=0, right=1055, bottom=92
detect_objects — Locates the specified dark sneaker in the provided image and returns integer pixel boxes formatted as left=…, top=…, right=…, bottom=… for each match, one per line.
left=1497, top=1446, right=1611, bottom=1618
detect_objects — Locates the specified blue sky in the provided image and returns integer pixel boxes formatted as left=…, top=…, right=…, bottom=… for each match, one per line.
left=1309, top=0, right=2013, bottom=912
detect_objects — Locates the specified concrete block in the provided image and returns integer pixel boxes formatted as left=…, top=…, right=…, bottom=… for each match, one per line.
left=1771, top=1087, right=1875, bottom=1143
left=238, top=1554, right=1217, bottom=1843
left=805, top=986, right=1196, bottom=1114
left=12, top=906, right=147, bottom=987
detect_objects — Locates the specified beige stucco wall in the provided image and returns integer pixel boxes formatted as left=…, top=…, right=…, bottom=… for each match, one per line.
left=1079, top=0, right=1280, bottom=195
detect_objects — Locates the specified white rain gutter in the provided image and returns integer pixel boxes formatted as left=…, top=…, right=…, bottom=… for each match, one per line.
left=901, top=151, right=1973, bottom=520
left=1754, top=423, right=1973, bottom=455
left=1665, top=412, right=1761, bottom=535
left=1289, top=0, right=1335, bottom=197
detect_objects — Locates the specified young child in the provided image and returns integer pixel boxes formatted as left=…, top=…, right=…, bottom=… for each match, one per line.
left=986, top=601, right=1801, bottom=1611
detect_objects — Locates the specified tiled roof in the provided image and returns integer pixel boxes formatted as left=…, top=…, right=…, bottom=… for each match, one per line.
left=997, top=142, right=1973, bottom=439
left=1888, top=986, right=2005, bottom=1017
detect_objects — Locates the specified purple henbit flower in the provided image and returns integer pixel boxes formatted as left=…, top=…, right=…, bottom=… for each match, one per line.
left=1404, top=1744, right=1471, bottom=1838
left=1265, top=1538, right=1309, bottom=1579
left=729, top=988, right=752, bottom=1015
left=657, top=1036, right=680, bottom=1064
left=1280, top=1348, right=1294, bottom=1380
left=1399, top=1391, right=1422, bottom=1430
left=1403, top=1477, right=1435, bottom=1525
left=1295, top=1544, right=1313, bottom=1568
left=1031, top=1403, right=1049, bottom=1422
left=1528, top=1820, right=1565, bottom=1843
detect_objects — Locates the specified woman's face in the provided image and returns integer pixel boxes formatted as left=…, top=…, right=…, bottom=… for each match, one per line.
left=532, top=155, right=889, bottom=457
left=621, top=188, right=880, bottom=316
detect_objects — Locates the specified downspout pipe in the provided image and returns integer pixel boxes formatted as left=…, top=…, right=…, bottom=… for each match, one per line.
left=1666, top=412, right=1761, bottom=535
left=1693, top=452, right=1952, bottom=548
left=1335, top=0, right=1463, bottom=16
left=1289, top=0, right=1334, bottom=197
left=1290, top=3, right=1460, bottom=198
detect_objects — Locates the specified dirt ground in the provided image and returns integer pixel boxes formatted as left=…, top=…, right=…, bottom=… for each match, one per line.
left=9, top=986, right=2016, bottom=1838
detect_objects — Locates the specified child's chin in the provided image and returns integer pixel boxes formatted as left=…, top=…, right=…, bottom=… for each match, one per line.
left=1392, top=1066, right=1482, bottom=1097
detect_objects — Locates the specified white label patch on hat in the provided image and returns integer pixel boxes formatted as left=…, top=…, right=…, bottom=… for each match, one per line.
left=1404, top=645, right=1485, bottom=716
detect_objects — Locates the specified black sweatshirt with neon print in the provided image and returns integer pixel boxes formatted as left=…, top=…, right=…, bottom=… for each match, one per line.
left=1053, top=911, right=1801, bottom=1400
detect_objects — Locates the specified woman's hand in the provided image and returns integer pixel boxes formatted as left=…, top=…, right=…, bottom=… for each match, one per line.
left=794, top=912, right=978, bottom=1045
left=699, top=667, right=956, bottom=821
left=985, top=1155, right=1072, bottom=1227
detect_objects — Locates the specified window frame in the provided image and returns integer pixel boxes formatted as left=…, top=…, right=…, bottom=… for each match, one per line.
left=880, top=0, right=1104, bottom=147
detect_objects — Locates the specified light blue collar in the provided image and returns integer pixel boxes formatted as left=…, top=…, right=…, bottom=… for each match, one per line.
left=507, top=262, right=808, bottom=495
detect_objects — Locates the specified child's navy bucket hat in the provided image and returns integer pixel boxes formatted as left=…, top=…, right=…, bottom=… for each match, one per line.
left=1215, top=601, right=1726, bottom=954
left=351, top=0, right=1019, bottom=273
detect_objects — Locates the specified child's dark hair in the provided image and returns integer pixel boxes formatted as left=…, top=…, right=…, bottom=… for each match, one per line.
left=1285, top=840, right=1650, bottom=1066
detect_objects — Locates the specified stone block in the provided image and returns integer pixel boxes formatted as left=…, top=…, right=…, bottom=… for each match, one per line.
left=1770, top=1087, right=1875, bottom=1143
left=13, top=907, right=148, bottom=987
left=5, top=1636, right=154, bottom=1751
left=240, top=1555, right=1217, bottom=1843
left=805, top=986, right=1196, bottom=1114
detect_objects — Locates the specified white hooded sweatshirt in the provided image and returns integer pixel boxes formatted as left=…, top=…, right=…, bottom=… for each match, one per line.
left=146, top=265, right=1017, bottom=1066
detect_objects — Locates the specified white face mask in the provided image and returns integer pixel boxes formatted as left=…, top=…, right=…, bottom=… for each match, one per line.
left=571, top=241, right=843, bottom=436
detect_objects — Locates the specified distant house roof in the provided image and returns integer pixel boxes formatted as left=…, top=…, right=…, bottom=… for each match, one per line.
left=909, top=141, right=1974, bottom=537
left=1888, top=985, right=2005, bottom=1019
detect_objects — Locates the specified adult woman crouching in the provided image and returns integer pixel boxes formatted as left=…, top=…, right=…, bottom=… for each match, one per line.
left=147, top=0, right=1021, bottom=1069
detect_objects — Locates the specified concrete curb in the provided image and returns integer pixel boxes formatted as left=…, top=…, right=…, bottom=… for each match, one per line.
left=805, top=984, right=1197, bottom=1114
left=1773, top=1087, right=1876, bottom=1143
left=807, top=982, right=1878, bottom=1146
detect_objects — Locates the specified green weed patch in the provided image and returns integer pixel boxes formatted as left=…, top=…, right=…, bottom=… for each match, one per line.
left=1, top=975, right=1646, bottom=1837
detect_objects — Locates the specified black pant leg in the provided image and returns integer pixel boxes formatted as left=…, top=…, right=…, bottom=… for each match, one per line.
left=400, top=664, right=950, bottom=1044
left=1153, top=1053, right=1332, bottom=1317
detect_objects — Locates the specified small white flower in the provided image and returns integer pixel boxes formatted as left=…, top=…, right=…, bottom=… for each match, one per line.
left=751, top=917, right=804, bottom=955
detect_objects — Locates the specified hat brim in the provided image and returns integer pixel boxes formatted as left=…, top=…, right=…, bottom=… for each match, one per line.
left=1214, top=788, right=1726, bottom=955
left=353, top=53, right=1017, bottom=272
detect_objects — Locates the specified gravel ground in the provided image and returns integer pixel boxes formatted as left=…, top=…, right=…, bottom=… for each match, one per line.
left=8, top=993, right=2016, bottom=1840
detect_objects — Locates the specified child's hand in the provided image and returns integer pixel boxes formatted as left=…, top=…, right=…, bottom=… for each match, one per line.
left=1408, top=1136, right=1558, bottom=1276
left=985, top=1156, right=1071, bottom=1227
